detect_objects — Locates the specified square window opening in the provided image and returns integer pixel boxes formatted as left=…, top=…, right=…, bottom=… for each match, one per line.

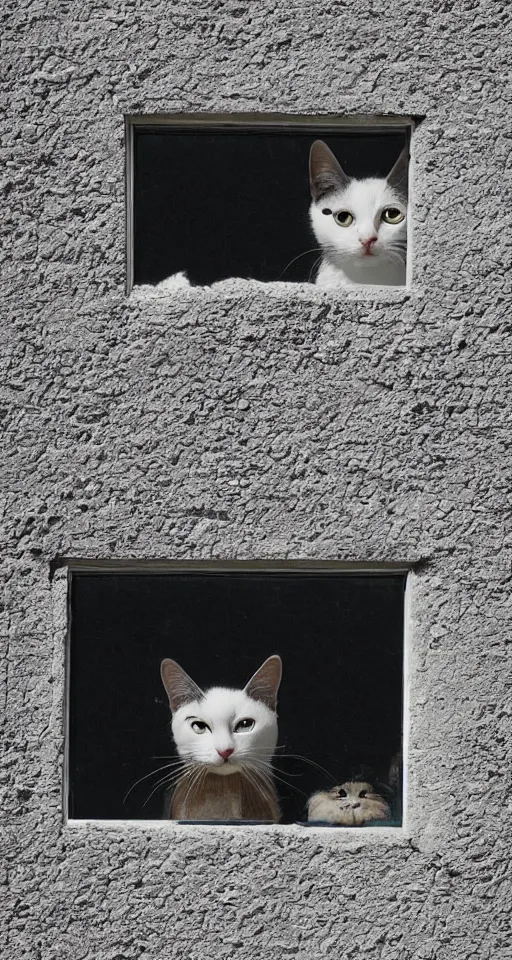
left=67, top=567, right=406, bottom=827
left=127, top=115, right=413, bottom=292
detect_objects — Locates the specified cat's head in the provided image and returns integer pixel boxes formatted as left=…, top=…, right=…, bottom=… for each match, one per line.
left=309, top=140, right=408, bottom=273
left=308, top=780, right=391, bottom=825
left=329, top=781, right=390, bottom=814
left=160, top=655, right=282, bottom=776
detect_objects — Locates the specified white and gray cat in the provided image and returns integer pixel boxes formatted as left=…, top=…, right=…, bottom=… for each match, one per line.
left=307, top=780, right=391, bottom=826
left=160, top=655, right=282, bottom=821
left=309, top=140, right=409, bottom=287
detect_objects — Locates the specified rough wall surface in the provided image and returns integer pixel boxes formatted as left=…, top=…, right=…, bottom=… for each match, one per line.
left=2, top=0, right=512, bottom=958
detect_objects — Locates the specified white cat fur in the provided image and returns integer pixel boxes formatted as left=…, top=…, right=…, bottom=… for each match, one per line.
left=155, top=271, right=191, bottom=290
left=309, top=140, right=408, bottom=287
left=160, top=655, right=281, bottom=820
left=170, top=685, right=278, bottom=777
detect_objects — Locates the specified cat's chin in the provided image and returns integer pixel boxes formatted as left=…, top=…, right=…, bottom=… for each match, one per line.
left=348, top=250, right=385, bottom=264
left=208, top=762, right=241, bottom=776
left=316, top=255, right=406, bottom=287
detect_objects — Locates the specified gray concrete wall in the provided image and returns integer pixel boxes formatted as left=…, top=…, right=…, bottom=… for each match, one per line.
left=2, top=1, right=511, bottom=957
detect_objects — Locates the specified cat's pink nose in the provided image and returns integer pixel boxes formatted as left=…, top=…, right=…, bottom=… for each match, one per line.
left=360, top=236, right=378, bottom=254
left=217, top=748, right=234, bottom=761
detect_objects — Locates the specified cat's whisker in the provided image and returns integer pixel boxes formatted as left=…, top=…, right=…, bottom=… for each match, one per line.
left=250, top=748, right=336, bottom=782
left=179, top=766, right=207, bottom=815
left=268, top=764, right=304, bottom=779
left=385, top=248, right=406, bottom=267
left=277, top=248, right=323, bottom=281
left=247, top=751, right=304, bottom=778
left=308, top=256, right=323, bottom=283
left=141, top=774, right=182, bottom=809
left=123, top=759, right=190, bottom=803
left=240, top=765, right=275, bottom=807
left=248, top=758, right=309, bottom=798
left=155, top=762, right=196, bottom=788
left=147, top=775, right=193, bottom=812
left=270, top=753, right=338, bottom=782
left=141, top=763, right=197, bottom=809
left=247, top=774, right=275, bottom=810
left=151, top=755, right=185, bottom=761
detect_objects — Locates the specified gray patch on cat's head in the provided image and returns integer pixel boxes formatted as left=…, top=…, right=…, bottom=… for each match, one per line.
left=244, top=654, right=282, bottom=711
left=309, top=140, right=351, bottom=202
left=160, top=658, right=205, bottom=713
left=386, top=145, right=409, bottom=200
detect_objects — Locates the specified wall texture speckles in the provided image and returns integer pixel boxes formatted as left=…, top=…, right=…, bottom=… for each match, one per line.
left=2, top=0, right=512, bottom=957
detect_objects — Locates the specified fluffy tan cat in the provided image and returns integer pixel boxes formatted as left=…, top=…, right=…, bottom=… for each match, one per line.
left=307, top=780, right=391, bottom=825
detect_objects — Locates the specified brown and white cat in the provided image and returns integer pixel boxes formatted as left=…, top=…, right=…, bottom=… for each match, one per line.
left=307, top=780, right=391, bottom=825
left=160, top=655, right=282, bottom=821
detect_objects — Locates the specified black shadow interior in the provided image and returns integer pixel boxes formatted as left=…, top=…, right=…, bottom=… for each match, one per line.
left=132, top=127, right=408, bottom=286
left=69, top=571, right=405, bottom=824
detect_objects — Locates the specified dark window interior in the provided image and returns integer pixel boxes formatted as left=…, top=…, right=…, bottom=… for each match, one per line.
left=69, top=570, right=405, bottom=824
left=132, top=126, right=408, bottom=286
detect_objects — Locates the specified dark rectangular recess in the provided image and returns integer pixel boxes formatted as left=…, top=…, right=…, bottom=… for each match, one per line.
left=129, top=118, right=409, bottom=287
left=68, top=569, right=405, bottom=825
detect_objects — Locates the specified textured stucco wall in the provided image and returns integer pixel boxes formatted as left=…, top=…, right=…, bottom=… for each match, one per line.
left=2, top=0, right=512, bottom=957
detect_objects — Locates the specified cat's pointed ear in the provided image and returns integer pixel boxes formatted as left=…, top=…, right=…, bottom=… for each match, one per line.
left=244, top=655, right=282, bottom=711
left=160, top=658, right=204, bottom=713
left=386, top=145, right=409, bottom=199
left=309, top=140, right=350, bottom=202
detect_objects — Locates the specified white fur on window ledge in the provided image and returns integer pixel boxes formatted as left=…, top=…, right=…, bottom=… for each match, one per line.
left=156, top=271, right=192, bottom=290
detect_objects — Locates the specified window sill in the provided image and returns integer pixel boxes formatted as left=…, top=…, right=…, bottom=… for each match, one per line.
left=129, top=277, right=415, bottom=306
left=66, top=819, right=407, bottom=845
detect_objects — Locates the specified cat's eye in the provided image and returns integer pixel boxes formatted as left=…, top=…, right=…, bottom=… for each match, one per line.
left=338, top=788, right=347, bottom=798
left=234, top=718, right=255, bottom=733
left=333, top=210, right=354, bottom=227
left=190, top=720, right=210, bottom=734
left=358, top=790, right=368, bottom=798
left=381, top=207, right=405, bottom=224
